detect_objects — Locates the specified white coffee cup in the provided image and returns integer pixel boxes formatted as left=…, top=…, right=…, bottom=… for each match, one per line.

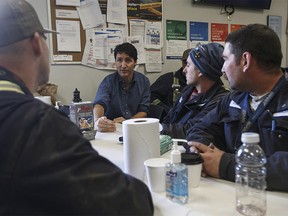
left=181, top=153, right=203, bottom=188
left=35, top=96, right=52, bottom=105
left=144, top=158, right=170, bottom=192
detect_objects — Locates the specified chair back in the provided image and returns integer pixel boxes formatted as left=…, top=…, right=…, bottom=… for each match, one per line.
left=148, top=104, right=165, bottom=123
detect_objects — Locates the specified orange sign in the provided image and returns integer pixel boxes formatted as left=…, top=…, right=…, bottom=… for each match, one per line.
left=230, top=24, right=246, bottom=32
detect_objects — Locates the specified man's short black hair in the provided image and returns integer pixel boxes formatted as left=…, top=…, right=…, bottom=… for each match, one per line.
left=114, top=42, right=138, bottom=61
left=225, top=23, right=282, bottom=70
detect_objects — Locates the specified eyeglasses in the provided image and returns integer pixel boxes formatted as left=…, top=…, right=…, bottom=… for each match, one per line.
left=31, top=32, right=47, bottom=40
left=193, top=42, right=211, bottom=64
left=39, top=32, right=47, bottom=40
left=193, top=43, right=206, bottom=59
left=30, top=32, right=47, bottom=40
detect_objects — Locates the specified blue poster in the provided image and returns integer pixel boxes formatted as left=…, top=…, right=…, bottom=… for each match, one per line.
left=189, top=21, right=208, bottom=41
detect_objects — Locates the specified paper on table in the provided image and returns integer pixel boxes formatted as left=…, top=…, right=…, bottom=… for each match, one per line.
left=153, top=192, right=192, bottom=216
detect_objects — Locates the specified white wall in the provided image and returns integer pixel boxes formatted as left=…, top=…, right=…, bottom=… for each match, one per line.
left=28, top=0, right=288, bottom=104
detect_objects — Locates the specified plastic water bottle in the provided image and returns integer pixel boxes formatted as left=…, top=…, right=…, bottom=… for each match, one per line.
left=235, top=132, right=267, bottom=216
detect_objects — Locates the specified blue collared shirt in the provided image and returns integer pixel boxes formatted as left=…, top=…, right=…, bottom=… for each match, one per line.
left=93, top=71, right=150, bottom=120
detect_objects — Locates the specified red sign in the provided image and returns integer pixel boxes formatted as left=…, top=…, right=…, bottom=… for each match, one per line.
left=211, top=23, right=228, bottom=42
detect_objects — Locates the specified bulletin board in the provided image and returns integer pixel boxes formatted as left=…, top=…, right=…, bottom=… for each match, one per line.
left=48, top=0, right=86, bottom=64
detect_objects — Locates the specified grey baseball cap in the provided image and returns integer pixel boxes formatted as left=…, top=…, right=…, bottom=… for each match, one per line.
left=0, top=0, right=58, bottom=47
left=182, top=49, right=190, bottom=61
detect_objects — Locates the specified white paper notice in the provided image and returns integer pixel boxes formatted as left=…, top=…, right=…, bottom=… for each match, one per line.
left=92, top=30, right=124, bottom=62
left=56, top=9, right=79, bottom=19
left=76, top=0, right=104, bottom=30
left=93, top=31, right=109, bottom=59
left=56, top=20, right=81, bottom=52
left=107, top=0, right=127, bottom=25
left=166, top=40, right=189, bottom=59
left=107, top=23, right=128, bottom=38
left=145, top=49, right=162, bottom=72
left=145, top=21, right=162, bottom=49
left=106, top=28, right=125, bottom=39
left=56, top=0, right=80, bottom=7
left=82, top=29, right=121, bottom=70
left=53, top=55, right=73, bottom=62
left=126, top=35, right=145, bottom=64
left=107, top=35, right=124, bottom=63
left=82, top=28, right=104, bottom=68
left=129, top=19, right=145, bottom=36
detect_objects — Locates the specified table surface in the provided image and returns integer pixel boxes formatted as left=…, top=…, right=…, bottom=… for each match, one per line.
left=90, top=124, right=288, bottom=216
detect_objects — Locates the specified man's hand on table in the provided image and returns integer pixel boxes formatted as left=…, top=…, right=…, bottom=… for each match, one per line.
left=95, top=116, right=116, bottom=132
left=188, top=141, right=224, bottom=178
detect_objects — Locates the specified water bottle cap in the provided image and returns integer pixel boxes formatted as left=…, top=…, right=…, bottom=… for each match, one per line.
left=241, top=132, right=260, bottom=143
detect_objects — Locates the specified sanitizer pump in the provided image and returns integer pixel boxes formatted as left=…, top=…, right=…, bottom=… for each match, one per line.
left=165, top=139, right=188, bottom=204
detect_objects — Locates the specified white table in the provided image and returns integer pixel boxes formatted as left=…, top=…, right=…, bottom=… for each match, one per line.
left=91, top=124, right=288, bottom=216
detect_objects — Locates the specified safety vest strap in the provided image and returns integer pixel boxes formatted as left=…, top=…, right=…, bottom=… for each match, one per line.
left=172, top=76, right=180, bottom=103
left=0, top=80, right=24, bottom=94
left=173, top=76, right=179, bottom=86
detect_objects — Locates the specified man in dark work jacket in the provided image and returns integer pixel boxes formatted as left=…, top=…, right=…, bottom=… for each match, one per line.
left=161, top=43, right=229, bottom=138
left=0, top=0, right=153, bottom=215
left=186, top=24, right=288, bottom=192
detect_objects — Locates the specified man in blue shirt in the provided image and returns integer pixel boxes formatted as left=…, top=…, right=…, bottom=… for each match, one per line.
left=93, top=42, right=150, bottom=132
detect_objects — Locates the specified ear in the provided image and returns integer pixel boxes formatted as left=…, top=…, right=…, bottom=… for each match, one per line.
left=133, top=59, right=137, bottom=68
left=242, top=52, right=251, bottom=72
left=30, top=32, right=42, bottom=56
left=197, top=69, right=203, bottom=78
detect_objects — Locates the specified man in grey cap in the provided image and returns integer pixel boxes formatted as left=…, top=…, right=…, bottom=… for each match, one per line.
left=161, top=43, right=229, bottom=138
left=0, top=0, right=153, bottom=215
left=150, top=49, right=190, bottom=119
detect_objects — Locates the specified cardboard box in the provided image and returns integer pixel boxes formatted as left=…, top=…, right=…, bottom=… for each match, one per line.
left=69, top=101, right=96, bottom=140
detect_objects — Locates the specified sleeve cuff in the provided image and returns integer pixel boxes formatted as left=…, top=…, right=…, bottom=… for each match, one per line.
left=219, top=152, right=236, bottom=182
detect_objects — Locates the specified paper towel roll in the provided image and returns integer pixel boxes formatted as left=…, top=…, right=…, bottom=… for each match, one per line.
left=123, top=118, right=160, bottom=180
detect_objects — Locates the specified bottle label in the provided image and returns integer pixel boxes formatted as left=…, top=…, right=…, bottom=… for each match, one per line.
left=166, top=170, right=188, bottom=197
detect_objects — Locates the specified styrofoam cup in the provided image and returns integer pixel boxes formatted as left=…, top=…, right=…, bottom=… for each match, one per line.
left=187, top=163, right=202, bottom=188
left=144, top=158, right=170, bottom=192
left=181, top=153, right=203, bottom=188
left=35, top=96, right=52, bottom=105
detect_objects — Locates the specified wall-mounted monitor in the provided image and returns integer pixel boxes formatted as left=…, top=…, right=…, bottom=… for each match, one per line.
left=192, top=0, right=272, bottom=10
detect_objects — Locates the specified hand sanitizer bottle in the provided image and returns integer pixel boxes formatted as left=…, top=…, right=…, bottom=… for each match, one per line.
left=165, top=139, right=188, bottom=204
